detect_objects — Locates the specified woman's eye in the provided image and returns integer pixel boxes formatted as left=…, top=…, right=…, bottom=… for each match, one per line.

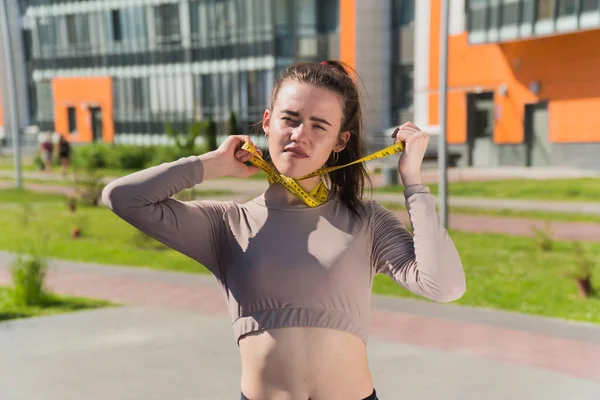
left=314, top=125, right=326, bottom=131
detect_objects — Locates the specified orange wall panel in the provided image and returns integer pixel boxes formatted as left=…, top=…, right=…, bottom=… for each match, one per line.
left=52, top=77, right=113, bottom=143
left=549, top=99, right=600, bottom=143
left=339, top=0, right=355, bottom=70
left=428, top=0, right=600, bottom=144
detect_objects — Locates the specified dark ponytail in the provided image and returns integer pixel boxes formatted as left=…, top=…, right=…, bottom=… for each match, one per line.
left=269, top=60, right=371, bottom=217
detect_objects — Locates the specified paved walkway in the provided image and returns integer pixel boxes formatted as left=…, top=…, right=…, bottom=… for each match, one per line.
left=1, top=251, right=599, bottom=399
left=3, top=168, right=600, bottom=216
left=2, top=178, right=600, bottom=242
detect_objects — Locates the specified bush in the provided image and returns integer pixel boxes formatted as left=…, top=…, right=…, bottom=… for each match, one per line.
left=106, top=145, right=154, bottom=170
left=10, top=253, right=48, bottom=306
left=72, top=143, right=111, bottom=170
left=74, top=167, right=105, bottom=207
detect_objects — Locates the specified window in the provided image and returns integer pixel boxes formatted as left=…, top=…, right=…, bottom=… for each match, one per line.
left=392, top=0, right=415, bottom=26
left=468, top=0, right=488, bottom=31
left=536, top=0, right=556, bottom=20
left=155, top=4, right=180, bottom=46
left=35, top=81, right=54, bottom=120
left=65, top=14, right=77, bottom=46
left=521, top=0, right=536, bottom=23
left=317, top=0, right=338, bottom=33
left=275, top=0, right=293, bottom=34
left=489, top=0, right=501, bottom=28
left=501, top=0, right=520, bottom=27
left=558, top=0, right=577, bottom=16
left=37, top=16, right=57, bottom=58
left=111, top=9, right=122, bottom=42
left=67, top=107, right=77, bottom=133
left=392, top=65, right=414, bottom=111
left=131, top=78, right=145, bottom=112
left=582, top=0, right=600, bottom=12
left=297, top=0, right=317, bottom=36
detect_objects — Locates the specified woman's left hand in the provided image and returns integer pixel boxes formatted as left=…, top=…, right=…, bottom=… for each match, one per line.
left=392, top=122, right=429, bottom=187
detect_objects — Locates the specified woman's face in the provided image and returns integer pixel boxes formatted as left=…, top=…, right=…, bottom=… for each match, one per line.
left=263, top=81, right=350, bottom=179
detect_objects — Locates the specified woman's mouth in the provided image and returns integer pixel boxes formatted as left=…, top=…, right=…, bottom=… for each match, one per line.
left=283, top=147, right=308, bottom=157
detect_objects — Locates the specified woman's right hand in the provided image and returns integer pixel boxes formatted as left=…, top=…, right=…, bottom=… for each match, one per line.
left=200, top=135, right=264, bottom=180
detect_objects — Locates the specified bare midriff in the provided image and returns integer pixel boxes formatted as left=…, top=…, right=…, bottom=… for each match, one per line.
left=239, top=327, right=374, bottom=400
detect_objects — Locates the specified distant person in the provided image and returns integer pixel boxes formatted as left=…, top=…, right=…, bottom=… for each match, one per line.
left=102, top=60, right=466, bottom=400
left=57, top=134, right=71, bottom=177
left=39, top=131, right=54, bottom=173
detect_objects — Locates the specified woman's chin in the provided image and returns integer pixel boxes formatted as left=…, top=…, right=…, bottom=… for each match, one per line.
left=274, top=162, right=312, bottom=179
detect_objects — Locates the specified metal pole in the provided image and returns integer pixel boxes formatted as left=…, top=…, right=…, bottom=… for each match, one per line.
left=438, top=0, right=450, bottom=228
left=0, top=0, right=22, bottom=189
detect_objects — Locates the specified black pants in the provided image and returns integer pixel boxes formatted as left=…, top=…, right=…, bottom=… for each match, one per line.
left=241, top=389, right=378, bottom=399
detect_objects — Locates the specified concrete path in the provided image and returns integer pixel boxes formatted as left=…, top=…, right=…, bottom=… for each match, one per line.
left=2, top=182, right=600, bottom=242
left=2, top=169, right=600, bottom=217
left=1, top=251, right=600, bottom=399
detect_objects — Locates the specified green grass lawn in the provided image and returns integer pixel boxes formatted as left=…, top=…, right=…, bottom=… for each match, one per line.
left=380, top=202, right=600, bottom=224
left=377, top=178, right=600, bottom=202
left=0, top=286, right=114, bottom=322
left=1, top=189, right=599, bottom=325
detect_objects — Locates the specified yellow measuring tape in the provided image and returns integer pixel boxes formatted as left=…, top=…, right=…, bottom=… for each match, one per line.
left=242, top=141, right=405, bottom=207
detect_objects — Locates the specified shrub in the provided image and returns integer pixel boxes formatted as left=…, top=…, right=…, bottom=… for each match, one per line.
left=72, top=143, right=111, bottom=170
left=10, top=253, right=48, bottom=306
left=74, top=167, right=105, bottom=207
left=531, top=221, right=554, bottom=252
left=106, top=145, right=154, bottom=170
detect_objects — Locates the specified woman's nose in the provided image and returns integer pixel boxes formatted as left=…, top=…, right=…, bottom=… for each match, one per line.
left=290, top=123, right=309, bottom=142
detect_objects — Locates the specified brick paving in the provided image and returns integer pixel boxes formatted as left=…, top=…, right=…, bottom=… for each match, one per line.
left=1, top=254, right=599, bottom=383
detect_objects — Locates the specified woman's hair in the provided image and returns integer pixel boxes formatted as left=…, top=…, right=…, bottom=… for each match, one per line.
left=268, top=60, right=372, bottom=217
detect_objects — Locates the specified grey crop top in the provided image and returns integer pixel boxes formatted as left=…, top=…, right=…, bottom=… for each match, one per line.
left=101, top=155, right=466, bottom=344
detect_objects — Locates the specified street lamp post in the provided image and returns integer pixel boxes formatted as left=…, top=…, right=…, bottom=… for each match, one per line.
left=438, top=0, right=450, bottom=228
left=0, top=0, right=23, bottom=189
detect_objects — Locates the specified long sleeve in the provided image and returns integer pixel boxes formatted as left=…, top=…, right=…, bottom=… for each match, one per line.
left=370, top=185, right=466, bottom=303
left=101, top=156, right=233, bottom=279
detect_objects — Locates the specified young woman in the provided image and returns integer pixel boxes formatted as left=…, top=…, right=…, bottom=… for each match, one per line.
left=102, top=61, right=466, bottom=400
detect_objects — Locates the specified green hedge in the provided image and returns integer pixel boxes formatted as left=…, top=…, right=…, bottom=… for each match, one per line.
left=71, top=143, right=208, bottom=171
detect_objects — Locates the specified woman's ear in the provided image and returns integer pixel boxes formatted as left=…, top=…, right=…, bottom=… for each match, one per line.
left=262, top=109, right=272, bottom=135
left=334, top=131, right=351, bottom=152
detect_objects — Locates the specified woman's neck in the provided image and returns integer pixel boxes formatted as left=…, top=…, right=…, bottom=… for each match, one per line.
left=266, top=176, right=324, bottom=207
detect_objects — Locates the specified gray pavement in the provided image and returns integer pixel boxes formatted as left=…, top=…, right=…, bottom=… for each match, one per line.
left=2, top=251, right=600, bottom=399
left=1, top=307, right=600, bottom=400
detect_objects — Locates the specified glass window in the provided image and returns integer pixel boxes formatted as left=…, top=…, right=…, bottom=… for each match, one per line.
left=37, top=16, right=57, bottom=58
left=501, top=0, right=520, bottom=26
left=275, top=0, right=293, bottom=34
left=297, top=0, right=317, bottom=36
left=154, top=4, right=180, bottom=46
left=35, top=81, right=54, bottom=120
left=558, top=0, right=578, bottom=16
left=67, top=107, right=77, bottom=132
left=489, top=0, right=501, bottom=28
left=131, top=78, right=146, bottom=112
left=536, top=0, right=556, bottom=20
left=392, top=65, right=414, bottom=110
left=392, top=0, right=415, bottom=26
left=468, top=0, right=488, bottom=31
left=582, top=0, right=600, bottom=12
left=111, top=10, right=122, bottom=42
left=317, top=0, right=338, bottom=32
left=65, top=14, right=77, bottom=46
left=521, top=0, right=536, bottom=23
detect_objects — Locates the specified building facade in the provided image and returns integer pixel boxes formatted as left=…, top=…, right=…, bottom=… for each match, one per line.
left=3, top=0, right=339, bottom=146
left=413, top=0, right=600, bottom=170
left=1, top=0, right=417, bottom=153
